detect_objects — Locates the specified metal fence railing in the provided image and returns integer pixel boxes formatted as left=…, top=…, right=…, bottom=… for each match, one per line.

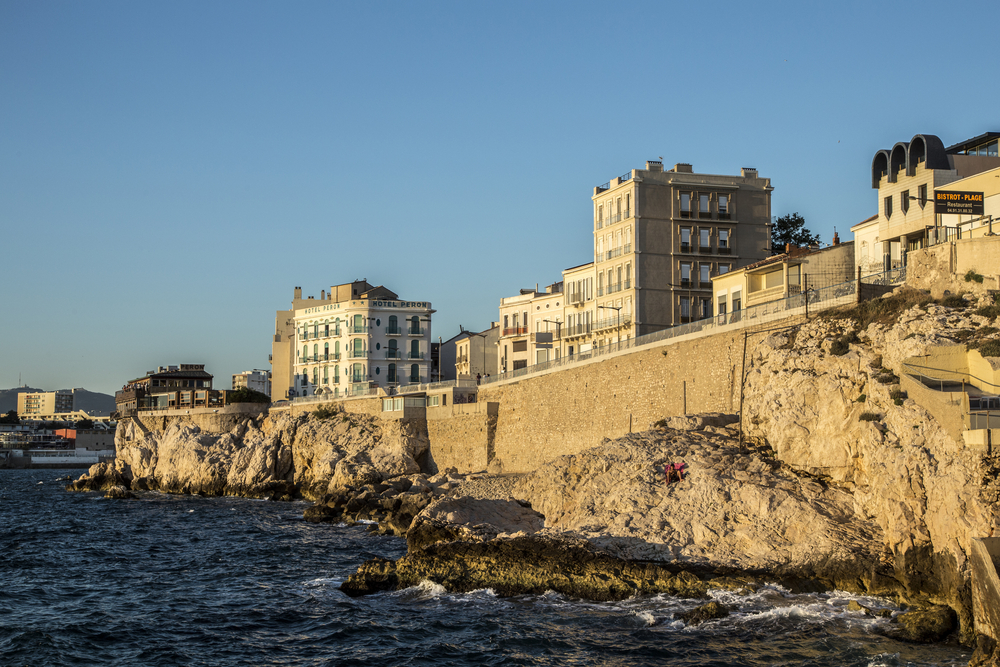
left=481, top=269, right=904, bottom=387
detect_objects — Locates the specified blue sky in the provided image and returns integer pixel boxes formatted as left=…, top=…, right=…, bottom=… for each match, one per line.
left=2, top=0, right=998, bottom=395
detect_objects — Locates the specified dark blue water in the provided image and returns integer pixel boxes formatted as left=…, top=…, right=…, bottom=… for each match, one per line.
left=0, top=470, right=970, bottom=666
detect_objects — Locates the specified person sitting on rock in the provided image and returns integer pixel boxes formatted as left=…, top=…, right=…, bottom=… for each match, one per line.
left=664, top=462, right=686, bottom=484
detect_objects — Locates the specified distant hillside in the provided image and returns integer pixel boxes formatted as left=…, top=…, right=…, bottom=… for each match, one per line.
left=0, top=387, right=117, bottom=417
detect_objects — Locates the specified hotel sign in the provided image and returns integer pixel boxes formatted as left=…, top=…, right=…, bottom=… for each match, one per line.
left=935, top=190, right=984, bottom=215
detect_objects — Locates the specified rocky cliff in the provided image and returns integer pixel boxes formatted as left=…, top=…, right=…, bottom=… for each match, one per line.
left=69, top=409, right=428, bottom=501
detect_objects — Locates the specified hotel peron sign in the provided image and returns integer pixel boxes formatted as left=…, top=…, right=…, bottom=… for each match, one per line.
left=935, top=190, right=985, bottom=216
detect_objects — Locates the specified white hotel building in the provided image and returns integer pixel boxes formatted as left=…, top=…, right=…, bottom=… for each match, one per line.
left=270, top=280, right=434, bottom=400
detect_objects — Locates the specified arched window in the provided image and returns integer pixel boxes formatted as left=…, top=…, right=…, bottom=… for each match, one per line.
left=324, top=343, right=329, bottom=360
left=312, top=368, right=318, bottom=387
left=334, top=340, right=340, bottom=356
left=388, top=339, right=398, bottom=358
left=323, top=366, right=328, bottom=384
left=388, top=315, right=398, bottom=333
left=313, top=344, right=318, bottom=361
left=353, top=338, right=364, bottom=356
left=352, top=363, right=364, bottom=382
left=410, top=340, right=420, bottom=359
left=388, top=363, right=397, bottom=383
left=353, top=314, right=364, bottom=332
left=334, top=365, right=339, bottom=381
left=302, top=344, right=308, bottom=360
left=410, top=316, right=419, bottom=334
left=410, top=364, right=420, bottom=382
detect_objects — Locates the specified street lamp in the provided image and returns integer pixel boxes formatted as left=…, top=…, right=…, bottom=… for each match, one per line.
left=542, top=318, right=562, bottom=359
left=597, top=306, right=622, bottom=345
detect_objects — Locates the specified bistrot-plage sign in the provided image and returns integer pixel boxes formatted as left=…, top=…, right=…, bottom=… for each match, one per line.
left=935, top=190, right=984, bottom=216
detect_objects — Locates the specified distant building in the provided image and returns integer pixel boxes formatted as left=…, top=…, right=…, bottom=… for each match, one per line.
left=232, top=370, right=271, bottom=395
left=498, top=282, right=563, bottom=373
left=866, top=132, right=1000, bottom=272
left=115, top=364, right=218, bottom=416
left=17, top=390, right=74, bottom=417
left=270, top=281, right=434, bottom=400
left=455, top=324, right=499, bottom=378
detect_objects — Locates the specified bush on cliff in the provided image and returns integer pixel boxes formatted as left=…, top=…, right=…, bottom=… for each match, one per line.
left=227, top=387, right=271, bottom=404
left=821, top=288, right=932, bottom=329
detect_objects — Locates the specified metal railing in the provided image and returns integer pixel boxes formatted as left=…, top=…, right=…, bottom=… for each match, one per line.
left=397, top=378, right=477, bottom=395
left=593, top=314, right=632, bottom=331
left=606, top=247, right=623, bottom=260
left=385, top=351, right=403, bottom=359
left=408, top=327, right=424, bottom=336
left=483, top=270, right=874, bottom=386
left=385, top=327, right=402, bottom=335
left=619, top=172, right=632, bottom=184
left=408, top=352, right=425, bottom=359
left=609, top=213, right=621, bottom=224
left=607, top=282, right=623, bottom=294
left=623, top=243, right=631, bottom=254
left=348, top=351, right=368, bottom=359
left=597, top=182, right=610, bottom=192
left=349, top=325, right=368, bottom=334
left=503, top=327, right=527, bottom=336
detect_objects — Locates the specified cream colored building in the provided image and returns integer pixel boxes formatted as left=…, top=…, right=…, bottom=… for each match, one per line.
left=868, top=132, right=1000, bottom=270
left=498, top=282, right=563, bottom=373
left=937, top=165, right=1000, bottom=238
left=271, top=281, right=434, bottom=400
left=713, top=241, right=854, bottom=317
left=560, top=262, right=595, bottom=357
left=17, top=390, right=74, bottom=417
left=454, top=324, right=499, bottom=379
left=591, top=161, right=772, bottom=335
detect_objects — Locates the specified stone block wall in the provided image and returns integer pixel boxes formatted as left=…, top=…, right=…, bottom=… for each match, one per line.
left=424, top=402, right=498, bottom=474
left=479, top=326, right=756, bottom=472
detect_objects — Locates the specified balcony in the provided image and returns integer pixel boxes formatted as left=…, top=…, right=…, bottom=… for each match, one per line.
left=607, top=282, right=622, bottom=294
left=609, top=213, right=621, bottom=224
left=349, top=325, right=368, bottom=334
left=407, top=327, right=424, bottom=336
left=568, top=292, right=584, bottom=304
left=408, top=352, right=425, bottom=360
left=593, top=314, right=633, bottom=331
left=606, top=247, right=623, bottom=261
left=698, top=281, right=712, bottom=290
left=680, top=209, right=691, bottom=219
left=624, top=209, right=631, bottom=219
left=719, top=212, right=731, bottom=220
left=502, top=326, right=527, bottom=337
left=385, top=326, right=402, bottom=336
left=624, top=279, right=631, bottom=289
left=597, top=287, right=604, bottom=297
left=680, top=278, right=691, bottom=288
left=328, top=352, right=341, bottom=360
left=698, top=246, right=713, bottom=254
left=623, top=243, right=631, bottom=254
left=385, top=350, right=403, bottom=359
left=717, top=246, right=731, bottom=255
left=456, top=354, right=469, bottom=363
left=596, top=219, right=603, bottom=230
left=680, top=242, right=691, bottom=253
left=564, top=323, right=591, bottom=338
left=348, top=350, right=368, bottom=359
left=699, top=211, right=711, bottom=219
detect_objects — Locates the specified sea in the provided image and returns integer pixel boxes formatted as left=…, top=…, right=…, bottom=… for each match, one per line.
left=0, top=469, right=971, bottom=667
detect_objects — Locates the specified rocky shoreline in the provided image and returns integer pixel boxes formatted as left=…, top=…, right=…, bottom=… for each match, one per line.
left=66, top=289, right=1000, bottom=656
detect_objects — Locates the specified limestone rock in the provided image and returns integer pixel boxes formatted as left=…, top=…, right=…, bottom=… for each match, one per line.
left=882, top=605, right=957, bottom=643
left=674, top=601, right=729, bottom=626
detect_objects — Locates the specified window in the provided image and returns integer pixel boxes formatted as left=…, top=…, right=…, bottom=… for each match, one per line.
left=352, top=363, right=365, bottom=383
left=884, top=195, right=892, bottom=218
left=680, top=262, right=691, bottom=286
left=719, top=264, right=731, bottom=274
left=597, top=205, right=603, bottom=229
left=732, top=291, right=742, bottom=312
left=701, top=298, right=712, bottom=319
left=388, top=363, right=396, bottom=383
left=323, top=366, right=328, bottom=384
left=597, top=237, right=603, bottom=258
left=353, top=314, right=363, bottom=330
left=700, top=264, right=711, bottom=285
left=680, top=227, right=691, bottom=250
left=718, top=194, right=730, bottom=219
left=901, top=189, right=910, bottom=215
left=680, top=192, right=691, bottom=218
left=700, top=228, right=711, bottom=250
left=410, top=364, right=420, bottom=382
left=699, top=194, right=711, bottom=218
left=410, top=315, right=420, bottom=334
left=719, top=229, right=730, bottom=249
left=597, top=272, right=603, bottom=295
left=680, top=296, right=690, bottom=319
left=312, top=368, right=318, bottom=386
left=717, top=296, right=727, bottom=316
left=625, top=263, right=632, bottom=289
left=410, top=340, right=420, bottom=359
left=625, top=193, right=631, bottom=218
left=918, top=184, right=927, bottom=208
left=324, top=343, right=329, bottom=360
left=503, top=315, right=509, bottom=328
left=988, top=140, right=999, bottom=157
left=388, top=315, right=398, bottom=333
left=313, top=344, right=318, bottom=360
left=302, top=344, right=308, bottom=360
left=388, top=339, right=398, bottom=358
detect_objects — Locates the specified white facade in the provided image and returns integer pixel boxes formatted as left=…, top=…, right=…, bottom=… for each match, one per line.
left=232, top=370, right=271, bottom=395
left=291, top=292, right=434, bottom=397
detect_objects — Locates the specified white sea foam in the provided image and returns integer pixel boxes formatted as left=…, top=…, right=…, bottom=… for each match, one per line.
left=303, top=577, right=342, bottom=588
left=634, top=611, right=657, bottom=626
left=408, top=579, right=447, bottom=599
left=355, top=519, right=379, bottom=525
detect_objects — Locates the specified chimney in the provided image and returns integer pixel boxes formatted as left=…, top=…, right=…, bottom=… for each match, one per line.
left=294, top=287, right=302, bottom=300
left=320, top=289, right=325, bottom=301
left=785, top=243, right=794, bottom=254
left=646, top=160, right=663, bottom=172
left=672, top=163, right=693, bottom=173
left=832, top=229, right=840, bottom=245
left=741, top=167, right=758, bottom=178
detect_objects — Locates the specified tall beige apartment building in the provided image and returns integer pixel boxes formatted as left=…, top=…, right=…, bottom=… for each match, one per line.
left=17, top=390, right=74, bottom=417
left=589, top=160, right=772, bottom=339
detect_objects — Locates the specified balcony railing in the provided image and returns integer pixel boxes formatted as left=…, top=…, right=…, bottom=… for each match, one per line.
left=408, top=352, right=425, bottom=360
left=698, top=281, right=712, bottom=290
left=597, top=181, right=610, bottom=192
left=609, top=213, right=621, bottom=224
left=718, top=246, right=731, bottom=254
left=606, top=247, right=623, bottom=261
left=385, top=327, right=402, bottom=336
left=569, top=292, right=584, bottom=304
left=385, top=350, right=403, bottom=359
left=680, top=242, right=691, bottom=253
left=607, top=282, right=623, bottom=294
left=593, top=314, right=633, bottom=331
left=680, top=278, right=691, bottom=288
left=597, top=287, right=604, bottom=297
left=719, top=212, right=731, bottom=220
left=348, top=350, right=368, bottom=359
left=619, top=171, right=633, bottom=184
left=623, top=243, right=631, bottom=254
left=408, top=327, right=424, bottom=336
left=624, top=279, right=631, bottom=289
left=699, top=246, right=713, bottom=254
left=349, top=325, right=368, bottom=334
left=564, top=323, right=591, bottom=338
left=680, top=210, right=691, bottom=218
left=699, top=211, right=711, bottom=219
left=624, top=209, right=631, bottom=219
left=502, top=326, right=527, bottom=336
left=595, top=219, right=603, bottom=230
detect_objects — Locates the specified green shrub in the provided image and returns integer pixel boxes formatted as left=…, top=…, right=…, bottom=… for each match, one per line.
left=855, top=394, right=867, bottom=403
left=890, top=389, right=908, bottom=406
left=820, top=288, right=932, bottom=329
left=227, top=387, right=271, bottom=404
left=312, top=405, right=338, bottom=420
left=965, top=269, right=985, bottom=284
left=859, top=412, right=881, bottom=422
left=972, top=340, right=1000, bottom=358
left=941, top=294, right=969, bottom=309
left=977, top=305, right=1000, bottom=320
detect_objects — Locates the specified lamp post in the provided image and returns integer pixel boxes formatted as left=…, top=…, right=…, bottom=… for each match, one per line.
left=467, top=330, right=491, bottom=381
left=542, top=318, right=562, bottom=358
left=596, top=306, right=622, bottom=345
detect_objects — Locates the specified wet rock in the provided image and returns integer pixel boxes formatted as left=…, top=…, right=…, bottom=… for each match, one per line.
left=881, top=605, right=956, bottom=643
left=104, top=485, right=135, bottom=499
left=674, top=601, right=729, bottom=626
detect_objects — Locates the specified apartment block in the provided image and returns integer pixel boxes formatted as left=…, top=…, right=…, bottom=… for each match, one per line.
left=17, top=391, right=74, bottom=417
left=232, top=369, right=271, bottom=395
left=270, top=281, right=434, bottom=400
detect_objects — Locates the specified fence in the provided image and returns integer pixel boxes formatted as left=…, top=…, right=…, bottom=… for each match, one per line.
left=481, top=269, right=902, bottom=386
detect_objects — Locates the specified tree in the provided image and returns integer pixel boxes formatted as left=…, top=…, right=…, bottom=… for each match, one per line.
left=75, top=418, right=94, bottom=429
left=0, top=410, right=19, bottom=425
left=771, top=212, right=820, bottom=254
